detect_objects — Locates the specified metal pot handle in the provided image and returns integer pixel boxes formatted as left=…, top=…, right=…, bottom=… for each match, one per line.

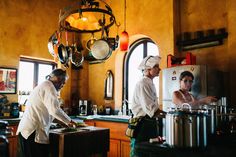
left=181, top=103, right=192, bottom=111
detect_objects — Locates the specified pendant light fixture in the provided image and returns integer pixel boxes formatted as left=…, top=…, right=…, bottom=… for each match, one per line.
left=58, top=0, right=119, bottom=33
left=120, top=0, right=129, bottom=51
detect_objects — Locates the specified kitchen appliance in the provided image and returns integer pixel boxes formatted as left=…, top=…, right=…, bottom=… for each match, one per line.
left=165, top=104, right=207, bottom=148
left=79, top=100, right=92, bottom=116
left=162, top=65, right=223, bottom=112
left=0, top=135, right=9, bottom=157
left=204, top=104, right=217, bottom=135
left=10, top=102, right=19, bottom=118
left=0, top=120, right=13, bottom=157
left=79, top=100, right=86, bottom=116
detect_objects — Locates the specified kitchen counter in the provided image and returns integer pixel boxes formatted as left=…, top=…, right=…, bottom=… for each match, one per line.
left=0, top=117, right=21, bottom=125
left=135, top=133, right=236, bottom=157
left=73, top=115, right=130, bottom=123
left=50, top=126, right=109, bottom=157
left=0, top=114, right=130, bottom=125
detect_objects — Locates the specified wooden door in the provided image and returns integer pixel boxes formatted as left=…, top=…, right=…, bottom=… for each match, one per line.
left=108, top=139, right=120, bottom=157
left=121, top=140, right=130, bottom=157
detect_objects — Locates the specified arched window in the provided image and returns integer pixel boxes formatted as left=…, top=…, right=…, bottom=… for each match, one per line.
left=123, top=38, right=160, bottom=109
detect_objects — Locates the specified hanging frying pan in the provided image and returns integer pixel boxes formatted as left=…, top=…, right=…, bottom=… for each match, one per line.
left=90, top=39, right=111, bottom=60
left=53, top=31, right=61, bottom=62
left=57, top=31, right=71, bottom=68
left=71, top=46, right=84, bottom=67
left=58, top=44, right=68, bottom=65
left=71, top=33, right=84, bottom=67
left=90, top=17, right=112, bottom=60
left=47, top=31, right=58, bottom=57
left=65, top=31, right=72, bottom=59
left=86, top=33, right=97, bottom=51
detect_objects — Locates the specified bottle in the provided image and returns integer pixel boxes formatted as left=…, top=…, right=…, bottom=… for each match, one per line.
left=118, top=109, right=122, bottom=116
left=92, top=105, right=97, bottom=115
left=122, top=104, right=127, bottom=115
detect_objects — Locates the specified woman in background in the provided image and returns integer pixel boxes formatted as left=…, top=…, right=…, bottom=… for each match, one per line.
left=172, top=71, right=217, bottom=107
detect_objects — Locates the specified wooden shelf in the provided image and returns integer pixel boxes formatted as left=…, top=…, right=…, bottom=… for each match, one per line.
left=176, top=28, right=228, bottom=51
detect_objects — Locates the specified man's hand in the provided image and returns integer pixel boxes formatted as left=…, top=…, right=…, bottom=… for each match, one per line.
left=68, top=120, right=77, bottom=128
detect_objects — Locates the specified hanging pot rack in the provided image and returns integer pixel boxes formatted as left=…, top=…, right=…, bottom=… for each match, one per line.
left=58, top=0, right=120, bottom=33
left=48, top=0, right=121, bottom=67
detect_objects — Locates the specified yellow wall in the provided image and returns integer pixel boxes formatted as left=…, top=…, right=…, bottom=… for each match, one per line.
left=178, top=0, right=228, bottom=71
left=175, top=0, right=233, bottom=104
left=87, top=0, right=236, bottom=108
left=1, top=0, right=236, bottom=110
left=0, top=0, right=75, bottom=104
left=87, top=0, right=175, bottom=108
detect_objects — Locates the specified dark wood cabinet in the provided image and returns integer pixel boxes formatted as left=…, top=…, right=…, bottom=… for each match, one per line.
left=121, top=140, right=130, bottom=157
left=49, top=126, right=109, bottom=157
left=8, top=124, right=18, bottom=157
left=108, top=139, right=120, bottom=157
left=85, top=120, right=130, bottom=157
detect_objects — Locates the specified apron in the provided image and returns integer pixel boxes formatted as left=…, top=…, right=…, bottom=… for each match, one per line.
left=135, top=115, right=158, bottom=142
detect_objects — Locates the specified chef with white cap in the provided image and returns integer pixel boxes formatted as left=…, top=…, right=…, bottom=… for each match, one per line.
left=130, top=55, right=164, bottom=157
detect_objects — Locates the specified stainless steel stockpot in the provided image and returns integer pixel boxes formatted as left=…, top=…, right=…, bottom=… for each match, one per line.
left=201, top=105, right=217, bottom=135
left=165, top=108, right=207, bottom=148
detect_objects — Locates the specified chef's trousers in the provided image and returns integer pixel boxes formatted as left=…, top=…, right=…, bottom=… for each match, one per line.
left=17, top=132, right=49, bottom=157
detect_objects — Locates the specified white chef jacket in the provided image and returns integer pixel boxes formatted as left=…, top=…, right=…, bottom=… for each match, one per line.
left=131, top=76, right=159, bottom=118
left=16, top=80, right=71, bottom=144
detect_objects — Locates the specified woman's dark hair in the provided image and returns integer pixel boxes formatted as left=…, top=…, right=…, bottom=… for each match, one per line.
left=179, top=71, right=194, bottom=80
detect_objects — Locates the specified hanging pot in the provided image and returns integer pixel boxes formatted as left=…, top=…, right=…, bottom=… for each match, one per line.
left=91, top=39, right=112, bottom=60
left=86, top=37, right=97, bottom=51
left=48, top=41, right=54, bottom=56
left=90, top=17, right=112, bottom=60
left=71, top=45, right=84, bottom=67
left=58, top=44, right=70, bottom=67
left=64, top=31, right=72, bottom=62
left=71, top=32, right=84, bottom=67
left=47, top=31, right=58, bottom=57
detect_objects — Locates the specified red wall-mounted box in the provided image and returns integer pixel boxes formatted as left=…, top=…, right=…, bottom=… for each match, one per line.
left=167, top=52, right=196, bottom=68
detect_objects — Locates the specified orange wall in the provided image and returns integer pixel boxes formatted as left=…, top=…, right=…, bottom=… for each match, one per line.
left=1, top=0, right=236, bottom=110
left=177, top=0, right=228, bottom=71
left=175, top=0, right=235, bottom=105
left=86, top=0, right=175, bottom=108
left=87, top=0, right=236, bottom=108
left=0, top=0, right=76, bottom=104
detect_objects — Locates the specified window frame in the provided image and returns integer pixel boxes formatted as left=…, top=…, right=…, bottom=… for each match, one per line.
left=123, top=37, right=156, bottom=107
left=19, top=57, right=56, bottom=88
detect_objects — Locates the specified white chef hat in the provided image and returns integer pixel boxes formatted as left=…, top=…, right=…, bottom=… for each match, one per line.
left=138, top=55, right=161, bottom=70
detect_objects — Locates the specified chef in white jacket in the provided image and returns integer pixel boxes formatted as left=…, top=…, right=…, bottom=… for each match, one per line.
left=130, top=55, right=164, bottom=157
left=17, top=68, right=77, bottom=157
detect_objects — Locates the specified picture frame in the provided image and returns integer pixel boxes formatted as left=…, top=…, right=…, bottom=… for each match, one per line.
left=0, top=67, right=17, bottom=94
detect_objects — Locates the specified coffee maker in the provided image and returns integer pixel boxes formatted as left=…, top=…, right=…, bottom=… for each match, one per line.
left=78, top=100, right=92, bottom=116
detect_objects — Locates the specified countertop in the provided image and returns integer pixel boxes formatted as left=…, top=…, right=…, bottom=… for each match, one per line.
left=0, top=117, right=21, bottom=125
left=0, top=114, right=130, bottom=126
left=71, top=115, right=130, bottom=123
